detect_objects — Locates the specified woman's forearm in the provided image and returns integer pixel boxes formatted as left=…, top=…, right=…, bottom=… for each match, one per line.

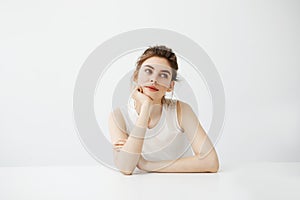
left=114, top=108, right=150, bottom=175
left=115, top=126, right=146, bottom=175
left=143, top=152, right=219, bottom=173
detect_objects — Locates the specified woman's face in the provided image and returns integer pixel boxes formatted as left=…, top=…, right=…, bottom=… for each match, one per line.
left=136, top=56, right=175, bottom=102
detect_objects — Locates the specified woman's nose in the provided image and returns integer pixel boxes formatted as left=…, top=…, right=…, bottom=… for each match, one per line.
left=150, top=75, right=158, bottom=84
left=150, top=78, right=157, bottom=84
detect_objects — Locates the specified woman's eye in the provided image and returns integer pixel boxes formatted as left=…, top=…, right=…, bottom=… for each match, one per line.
left=145, top=69, right=152, bottom=73
left=160, top=73, right=169, bottom=78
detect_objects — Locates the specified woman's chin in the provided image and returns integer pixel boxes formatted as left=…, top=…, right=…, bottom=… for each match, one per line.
left=143, top=88, right=164, bottom=99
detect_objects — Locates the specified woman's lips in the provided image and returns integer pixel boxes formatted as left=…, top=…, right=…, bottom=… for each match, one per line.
left=145, top=86, right=159, bottom=92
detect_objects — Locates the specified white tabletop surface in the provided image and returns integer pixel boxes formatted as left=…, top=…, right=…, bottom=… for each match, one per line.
left=1, top=161, right=299, bottom=200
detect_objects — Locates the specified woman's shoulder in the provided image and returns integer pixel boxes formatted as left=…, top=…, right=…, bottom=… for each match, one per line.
left=176, top=100, right=193, bottom=116
left=175, top=100, right=194, bottom=129
left=163, top=98, right=190, bottom=109
left=163, top=98, right=184, bottom=108
left=175, top=99, right=191, bottom=110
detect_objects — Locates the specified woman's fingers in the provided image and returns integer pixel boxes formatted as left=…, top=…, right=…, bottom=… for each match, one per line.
left=113, top=146, right=122, bottom=151
left=113, top=143, right=124, bottom=147
left=114, top=141, right=125, bottom=145
left=113, top=139, right=128, bottom=151
left=114, top=139, right=127, bottom=143
left=132, top=86, right=143, bottom=98
left=134, top=86, right=153, bottom=102
left=137, top=86, right=143, bottom=93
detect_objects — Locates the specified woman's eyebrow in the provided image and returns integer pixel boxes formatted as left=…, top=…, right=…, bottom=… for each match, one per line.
left=161, top=70, right=171, bottom=75
left=144, top=65, right=171, bottom=75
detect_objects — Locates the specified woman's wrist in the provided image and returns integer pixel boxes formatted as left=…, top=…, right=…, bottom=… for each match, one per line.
left=136, top=118, right=148, bottom=128
left=141, top=101, right=152, bottom=113
left=136, top=105, right=151, bottom=127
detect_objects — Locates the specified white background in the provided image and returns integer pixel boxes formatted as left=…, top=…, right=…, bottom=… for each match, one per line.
left=0, top=0, right=299, bottom=167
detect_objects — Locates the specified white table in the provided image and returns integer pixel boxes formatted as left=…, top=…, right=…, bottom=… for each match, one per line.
left=1, top=162, right=299, bottom=200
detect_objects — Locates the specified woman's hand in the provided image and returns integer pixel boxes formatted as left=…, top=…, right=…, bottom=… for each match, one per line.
left=113, top=138, right=127, bottom=152
left=131, top=85, right=154, bottom=116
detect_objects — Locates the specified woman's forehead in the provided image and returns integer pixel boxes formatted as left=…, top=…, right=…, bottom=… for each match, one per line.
left=143, top=56, right=170, bottom=65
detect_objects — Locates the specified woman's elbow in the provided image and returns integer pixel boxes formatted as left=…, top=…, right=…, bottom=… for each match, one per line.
left=113, top=152, right=134, bottom=175
left=120, top=169, right=134, bottom=175
left=115, top=160, right=135, bottom=175
left=209, top=163, right=219, bottom=173
left=208, top=157, right=220, bottom=173
left=115, top=155, right=140, bottom=175
left=196, top=152, right=220, bottom=173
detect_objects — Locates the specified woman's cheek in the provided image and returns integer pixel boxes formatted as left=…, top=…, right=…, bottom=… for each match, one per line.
left=137, top=77, right=147, bottom=85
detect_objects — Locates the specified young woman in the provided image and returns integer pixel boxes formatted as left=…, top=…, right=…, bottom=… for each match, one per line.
left=108, top=45, right=219, bottom=175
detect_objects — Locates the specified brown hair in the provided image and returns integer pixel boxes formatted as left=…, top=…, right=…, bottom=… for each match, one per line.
left=130, top=45, right=179, bottom=105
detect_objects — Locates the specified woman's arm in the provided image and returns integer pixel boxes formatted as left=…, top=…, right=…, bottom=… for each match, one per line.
left=139, top=153, right=218, bottom=173
left=138, top=101, right=219, bottom=173
left=109, top=103, right=151, bottom=175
